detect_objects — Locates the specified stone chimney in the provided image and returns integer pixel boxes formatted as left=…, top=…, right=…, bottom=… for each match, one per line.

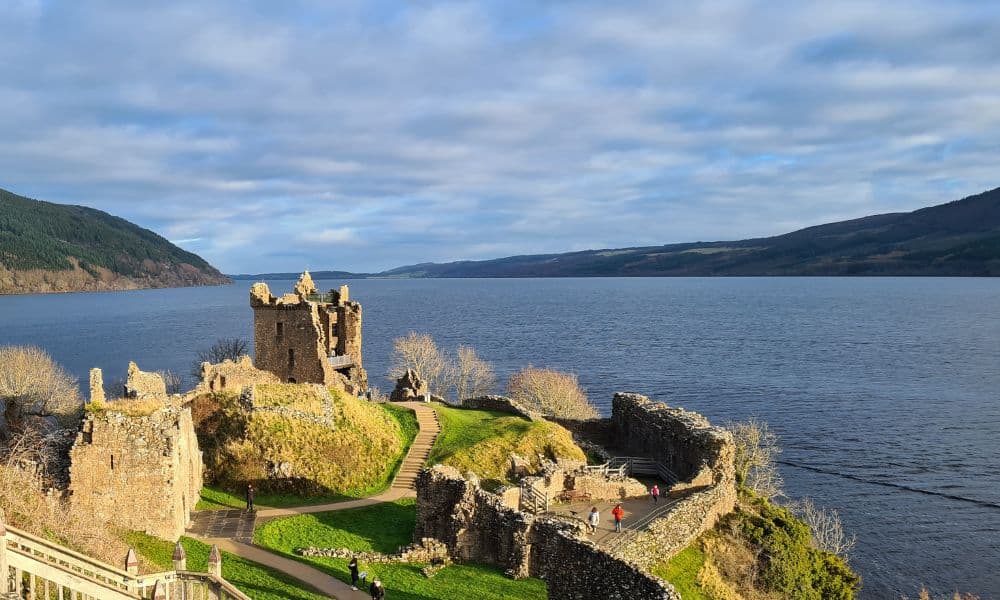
left=125, top=548, right=139, bottom=576
left=89, top=368, right=106, bottom=404
left=172, top=542, right=187, bottom=571
left=207, top=544, right=222, bottom=578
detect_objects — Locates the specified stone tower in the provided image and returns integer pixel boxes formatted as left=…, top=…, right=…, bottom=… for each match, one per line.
left=249, top=271, right=367, bottom=393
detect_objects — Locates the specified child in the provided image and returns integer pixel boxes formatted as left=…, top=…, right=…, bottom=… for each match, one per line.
left=587, top=506, right=600, bottom=533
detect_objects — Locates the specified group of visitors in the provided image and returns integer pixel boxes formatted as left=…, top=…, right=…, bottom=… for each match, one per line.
left=584, top=485, right=660, bottom=535
left=349, top=556, right=384, bottom=599
left=586, top=503, right=626, bottom=534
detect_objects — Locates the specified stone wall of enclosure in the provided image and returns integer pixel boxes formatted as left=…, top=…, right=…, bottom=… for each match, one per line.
left=612, top=392, right=735, bottom=487
left=198, top=355, right=279, bottom=394
left=462, top=395, right=543, bottom=421
left=415, top=466, right=679, bottom=600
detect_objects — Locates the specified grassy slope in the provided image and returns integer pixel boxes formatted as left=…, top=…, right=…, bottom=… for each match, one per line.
left=199, top=389, right=418, bottom=508
left=255, top=500, right=546, bottom=600
left=651, top=545, right=711, bottom=600
left=125, top=532, right=327, bottom=600
left=427, top=403, right=586, bottom=485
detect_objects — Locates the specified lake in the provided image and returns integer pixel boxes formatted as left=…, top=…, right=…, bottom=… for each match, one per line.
left=1, top=277, right=998, bottom=598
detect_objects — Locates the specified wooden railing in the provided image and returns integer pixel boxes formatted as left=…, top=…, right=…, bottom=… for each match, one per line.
left=520, top=481, right=549, bottom=514
left=1, top=524, right=251, bottom=600
left=608, top=456, right=679, bottom=484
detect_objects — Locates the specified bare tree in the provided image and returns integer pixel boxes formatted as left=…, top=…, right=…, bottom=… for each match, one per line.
left=789, top=498, right=856, bottom=558
left=507, top=366, right=597, bottom=419
left=0, top=346, right=82, bottom=428
left=452, top=346, right=496, bottom=401
left=389, top=332, right=451, bottom=395
left=190, top=337, right=250, bottom=380
left=158, top=370, right=183, bottom=395
left=727, top=418, right=784, bottom=499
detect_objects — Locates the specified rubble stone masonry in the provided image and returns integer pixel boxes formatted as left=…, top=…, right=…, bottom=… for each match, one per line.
left=68, top=402, right=203, bottom=540
left=250, top=272, right=367, bottom=393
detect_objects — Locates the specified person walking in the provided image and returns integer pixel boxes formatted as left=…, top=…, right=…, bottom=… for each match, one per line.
left=245, top=483, right=255, bottom=512
left=587, top=507, right=600, bottom=534
left=650, top=484, right=660, bottom=503
left=612, top=504, right=624, bottom=533
left=370, top=579, right=385, bottom=600
left=349, top=557, right=360, bottom=591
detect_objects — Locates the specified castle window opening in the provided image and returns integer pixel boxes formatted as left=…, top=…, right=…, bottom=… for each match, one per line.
left=220, top=375, right=227, bottom=388
left=110, top=454, right=114, bottom=470
left=288, top=377, right=296, bottom=383
left=276, top=321, right=283, bottom=339
left=288, top=348, right=295, bottom=368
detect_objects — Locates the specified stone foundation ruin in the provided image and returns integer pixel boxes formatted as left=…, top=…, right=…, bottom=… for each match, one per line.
left=414, top=392, right=737, bottom=600
left=250, top=271, right=367, bottom=393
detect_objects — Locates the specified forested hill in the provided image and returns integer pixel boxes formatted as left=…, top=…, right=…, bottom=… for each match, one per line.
left=0, top=188, right=230, bottom=294
left=365, top=186, right=1000, bottom=278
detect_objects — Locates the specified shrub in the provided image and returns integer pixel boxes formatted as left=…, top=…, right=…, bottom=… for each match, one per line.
left=734, top=496, right=860, bottom=599
left=506, top=366, right=597, bottom=419
left=0, top=345, right=82, bottom=428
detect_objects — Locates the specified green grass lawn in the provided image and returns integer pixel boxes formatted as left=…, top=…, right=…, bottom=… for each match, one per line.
left=426, top=403, right=585, bottom=486
left=125, top=532, right=326, bottom=600
left=198, top=403, right=419, bottom=510
left=254, top=499, right=546, bottom=600
left=651, top=544, right=710, bottom=600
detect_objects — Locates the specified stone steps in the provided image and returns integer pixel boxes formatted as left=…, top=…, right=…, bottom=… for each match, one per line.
left=390, top=403, right=441, bottom=491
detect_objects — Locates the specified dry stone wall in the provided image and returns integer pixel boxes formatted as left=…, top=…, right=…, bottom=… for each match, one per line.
left=415, top=466, right=679, bottom=600
left=68, top=402, right=203, bottom=540
left=462, top=395, right=543, bottom=421
left=198, top=355, right=278, bottom=394
left=612, top=392, right=735, bottom=487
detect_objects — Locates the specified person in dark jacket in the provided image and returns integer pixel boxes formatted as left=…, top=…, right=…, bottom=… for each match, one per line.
left=370, top=579, right=385, bottom=599
left=245, top=483, right=255, bottom=511
left=349, top=557, right=360, bottom=590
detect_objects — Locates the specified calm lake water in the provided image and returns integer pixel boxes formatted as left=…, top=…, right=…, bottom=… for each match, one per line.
left=1, top=277, right=998, bottom=598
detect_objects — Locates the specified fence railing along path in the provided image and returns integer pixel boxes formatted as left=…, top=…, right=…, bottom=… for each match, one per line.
left=1, top=523, right=249, bottom=600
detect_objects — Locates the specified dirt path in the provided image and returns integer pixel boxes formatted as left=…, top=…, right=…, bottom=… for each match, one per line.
left=187, top=401, right=441, bottom=600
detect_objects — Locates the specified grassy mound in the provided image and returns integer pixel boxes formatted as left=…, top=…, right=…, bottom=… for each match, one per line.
left=126, top=532, right=325, bottom=600
left=255, top=500, right=546, bottom=600
left=193, top=385, right=417, bottom=504
left=651, top=491, right=861, bottom=600
left=427, top=404, right=586, bottom=486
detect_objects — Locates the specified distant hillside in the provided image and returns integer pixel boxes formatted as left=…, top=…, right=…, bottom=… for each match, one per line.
left=0, top=188, right=230, bottom=294
left=361, top=187, right=999, bottom=278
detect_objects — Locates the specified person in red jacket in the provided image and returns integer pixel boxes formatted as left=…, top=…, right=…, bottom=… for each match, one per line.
left=611, top=504, right=625, bottom=532
left=650, top=484, right=660, bottom=503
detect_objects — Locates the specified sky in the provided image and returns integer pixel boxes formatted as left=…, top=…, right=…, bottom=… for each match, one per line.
left=1, top=0, right=999, bottom=273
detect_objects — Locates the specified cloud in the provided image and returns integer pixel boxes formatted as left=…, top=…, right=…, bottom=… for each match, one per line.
left=0, top=0, right=998, bottom=272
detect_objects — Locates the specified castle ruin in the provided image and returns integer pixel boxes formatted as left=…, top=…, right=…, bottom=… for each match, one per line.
left=69, top=365, right=203, bottom=541
left=250, top=271, right=367, bottom=394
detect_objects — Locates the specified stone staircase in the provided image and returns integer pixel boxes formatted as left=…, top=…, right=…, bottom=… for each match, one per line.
left=391, top=402, right=441, bottom=491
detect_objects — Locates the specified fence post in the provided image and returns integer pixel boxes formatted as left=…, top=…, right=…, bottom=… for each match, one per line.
left=207, top=544, right=222, bottom=579
left=173, top=542, right=187, bottom=571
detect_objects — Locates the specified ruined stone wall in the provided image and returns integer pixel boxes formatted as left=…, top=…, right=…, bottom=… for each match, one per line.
left=462, top=396, right=543, bottom=421
left=68, top=403, right=203, bottom=540
left=198, top=355, right=279, bottom=394
left=612, top=392, right=735, bottom=486
left=528, top=518, right=680, bottom=600
left=124, top=361, right=166, bottom=400
left=415, top=466, right=678, bottom=600
left=612, top=484, right=735, bottom=571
